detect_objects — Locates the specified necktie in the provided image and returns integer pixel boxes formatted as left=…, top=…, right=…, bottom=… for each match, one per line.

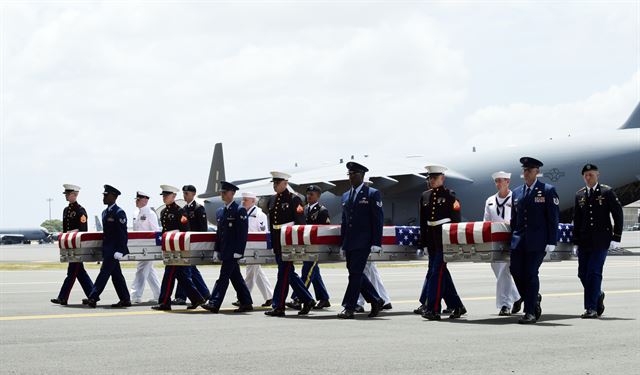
left=589, top=188, right=594, bottom=197
left=524, top=187, right=531, bottom=198
left=348, top=188, right=354, bottom=203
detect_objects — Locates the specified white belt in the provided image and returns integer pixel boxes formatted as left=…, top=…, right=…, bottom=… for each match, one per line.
left=272, top=222, right=294, bottom=230
left=427, top=218, right=451, bottom=227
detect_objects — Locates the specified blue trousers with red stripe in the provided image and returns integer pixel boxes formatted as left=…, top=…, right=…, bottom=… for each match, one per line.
left=157, top=266, right=203, bottom=306
left=341, top=248, right=382, bottom=310
left=88, top=257, right=129, bottom=302
left=272, top=253, right=313, bottom=309
left=209, top=259, right=252, bottom=307
left=425, top=251, right=463, bottom=313
left=58, top=262, right=94, bottom=301
left=291, top=261, right=330, bottom=302
left=175, top=266, right=210, bottom=301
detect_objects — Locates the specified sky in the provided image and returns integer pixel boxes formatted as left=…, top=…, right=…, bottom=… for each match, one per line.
left=0, top=0, right=638, bottom=227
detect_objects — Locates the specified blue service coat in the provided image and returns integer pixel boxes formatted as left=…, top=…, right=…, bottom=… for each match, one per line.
left=101, top=204, right=129, bottom=259
left=341, top=185, right=384, bottom=251
left=510, top=180, right=560, bottom=252
left=215, top=201, right=249, bottom=261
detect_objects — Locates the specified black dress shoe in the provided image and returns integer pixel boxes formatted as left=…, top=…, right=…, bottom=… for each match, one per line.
left=518, top=313, right=537, bottom=324
left=234, top=304, right=253, bottom=313
left=449, top=306, right=467, bottom=319
left=337, top=309, right=355, bottom=319
left=511, top=298, right=523, bottom=314
left=422, top=311, right=441, bottom=320
left=413, top=305, right=426, bottom=314
left=151, top=304, right=171, bottom=311
left=265, top=308, right=285, bottom=317
left=111, top=300, right=132, bottom=308
left=82, top=298, right=90, bottom=305
left=298, top=300, right=317, bottom=315
left=232, top=300, right=240, bottom=307
left=597, top=292, right=605, bottom=317
left=354, top=305, right=365, bottom=313
left=286, top=300, right=302, bottom=310
left=187, top=299, right=206, bottom=310
left=442, top=307, right=453, bottom=314
left=368, top=300, right=384, bottom=318
left=50, top=298, right=67, bottom=305
left=499, top=306, right=511, bottom=316
left=86, top=298, right=97, bottom=308
left=382, top=303, right=392, bottom=310
left=172, top=298, right=187, bottom=305
left=314, top=300, right=331, bottom=309
left=581, top=309, right=598, bottom=319
left=200, top=302, right=220, bottom=313
left=261, top=299, right=273, bottom=307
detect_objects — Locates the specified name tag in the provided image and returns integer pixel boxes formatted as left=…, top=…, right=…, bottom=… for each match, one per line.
left=534, top=197, right=545, bottom=203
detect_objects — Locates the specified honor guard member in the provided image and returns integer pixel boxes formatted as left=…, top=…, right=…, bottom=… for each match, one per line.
left=572, top=164, right=623, bottom=318
left=201, top=182, right=253, bottom=313
left=419, top=166, right=466, bottom=320
left=51, top=184, right=94, bottom=305
left=287, top=185, right=331, bottom=310
left=234, top=191, right=273, bottom=307
left=264, top=171, right=316, bottom=317
left=483, top=172, right=521, bottom=316
left=130, top=191, right=161, bottom=303
left=151, top=185, right=205, bottom=311
left=510, top=157, right=559, bottom=324
left=173, top=185, right=211, bottom=304
left=338, top=162, right=385, bottom=319
left=85, top=185, right=131, bottom=308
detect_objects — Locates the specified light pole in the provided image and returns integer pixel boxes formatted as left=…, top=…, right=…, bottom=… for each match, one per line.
left=46, top=198, right=53, bottom=221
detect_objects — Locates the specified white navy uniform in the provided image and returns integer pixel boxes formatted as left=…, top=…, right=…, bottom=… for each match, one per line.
left=243, top=205, right=273, bottom=301
left=483, top=191, right=520, bottom=309
left=130, top=205, right=161, bottom=302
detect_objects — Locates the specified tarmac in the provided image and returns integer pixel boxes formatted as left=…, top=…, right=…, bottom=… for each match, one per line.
left=0, top=244, right=639, bottom=374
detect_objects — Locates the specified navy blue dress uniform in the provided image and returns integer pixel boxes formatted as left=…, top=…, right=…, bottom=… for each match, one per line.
left=572, top=164, right=623, bottom=318
left=289, top=185, right=331, bottom=309
left=51, top=184, right=94, bottom=305
left=419, top=166, right=466, bottom=320
left=152, top=185, right=205, bottom=311
left=510, top=157, right=560, bottom=323
left=338, top=162, right=385, bottom=319
left=86, top=185, right=131, bottom=308
left=202, top=182, right=253, bottom=313
left=174, top=185, right=211, bottom=303
left=265, top=171, right=316, bottom=316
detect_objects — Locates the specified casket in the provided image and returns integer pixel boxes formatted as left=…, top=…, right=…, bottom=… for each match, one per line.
left=58, top=231, right=163, bottom=263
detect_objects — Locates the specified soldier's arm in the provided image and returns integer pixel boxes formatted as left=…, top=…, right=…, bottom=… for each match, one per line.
left=237, top=207, right=249, bottom=255
left=78, top=207, right=88, bottom=232
left=293, top=195, right=305, bottom=225
left=178, top=208, right=190, bottom=232
left=370, top=189, right=383, bottom=247
left=148, top=210, right=160, bottom=232
left=607, top=189, right=624, bottom=242
left=419, top=194, right=427, bottom=248
left=340, top=195, right=347, bottom=249
left=318, top=208, right=330, bottom=224
left=572, top=193, right=582, bottom=245
left=197, top=205, right=208, bottom=231
left=545, top=187, right=560, bottom=245
left=482, top=198, right=491, bottom=222
left=510, top=194, right=517, bottom=233
left=450, top=193, right=462, bottom=223
left=117, top=210, right=129, bottom=253
left=214, top=208, right=221, bottom=252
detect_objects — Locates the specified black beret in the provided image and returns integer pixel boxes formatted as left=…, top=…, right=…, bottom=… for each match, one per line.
left=182, top=185, right=197, bottom=193
left=520, top=157, right=543, bottom=168
left=220, top=181, right=239, bottom=192
left=306, top=185, right=322, bottom=193
left=581, top=163, right=598, bottom=174
left=346, top=161, right=369, bottom=173
left=103, top=184, right=121, bottom=196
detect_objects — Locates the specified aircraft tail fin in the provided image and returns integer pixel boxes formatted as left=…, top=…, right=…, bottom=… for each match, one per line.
left=619, top=102, right=640, bottom=129
left=94, top=215, right=103, bottom=231
left=198, top=143, right=226, bottom=198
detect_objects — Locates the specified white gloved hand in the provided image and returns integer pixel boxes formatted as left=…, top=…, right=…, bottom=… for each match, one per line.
left=340, top=248, right=346, bottom=258
left=114, top=252, right=123, bottom=260
left=416, top=248, right=425, bottom=257
left=545, top=245, right=556, bottom=253
left=212, top=251, right=220, bottom=261
left=371, top=245, right=382, bottom=253
left=609, top=241, right=620, bottom=250
left=233, top=253, right=242, bottom=259
left=572, top=245, right=578, bottom=256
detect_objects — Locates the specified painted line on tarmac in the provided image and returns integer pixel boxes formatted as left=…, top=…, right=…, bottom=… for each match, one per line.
left=1, top=289, right=638, bottom=322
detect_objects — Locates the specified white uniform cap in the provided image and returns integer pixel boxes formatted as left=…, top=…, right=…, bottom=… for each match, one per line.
left=159, top=184, right=179, bottom=194
left=270, top=171, right=291, bottom=181
left=424, top=165, right=448, bottom=175
left=136, top=191, right=150, bottom=198
left=491, top=171, right=512, bottom=180
left=242, top=192, right=257, bottom=199
left=63, top=184, right=81, bottom=193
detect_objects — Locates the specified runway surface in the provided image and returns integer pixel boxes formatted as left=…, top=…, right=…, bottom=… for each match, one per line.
left=1, top=257, right=638, bottom=374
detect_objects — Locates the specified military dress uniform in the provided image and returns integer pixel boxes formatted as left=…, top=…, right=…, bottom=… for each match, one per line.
left=86, top=185, right=131, bottom=307
left=242, top=201, right=273, bottom=305
left=130, top=191, right=161, bottom=303
left=510, top=157, right=559, bottom=323
left=153, top=186, right=205, bottom=310
left=202, top=182, right=253, bottom=313
left=419, top=166, right=466, bottom=320
left=51, top=185, right=94, bottom=305
left=572, top=164, right=623, bottom=318
left=174, top=190, right=211, bottom=303
left=339, top=162, right=385, bottom=319
left=265, top=172, right=315, bottom=316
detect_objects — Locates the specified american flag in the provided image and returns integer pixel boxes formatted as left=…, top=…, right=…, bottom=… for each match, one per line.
left=557, top=223, right=574, bottom=243
left=395, top=226, right=420, bottom=246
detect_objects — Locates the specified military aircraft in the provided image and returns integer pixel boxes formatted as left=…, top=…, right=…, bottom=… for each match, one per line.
left=197, top=103, right=640, bottom=226
left=0, top=227, right=55, bottom=245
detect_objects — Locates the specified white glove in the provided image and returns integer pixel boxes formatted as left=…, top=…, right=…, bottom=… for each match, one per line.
left=114, top=252, right=123, bottom=260
left=545, top=245, right=556, bottom=253
left=340, top=249, right=346, bottom=258
left=371, top=245, right=382, bottom=253
left=416, top=248, right=425, bottom=257
left=572, top=245, right=578, bottom=256
left=233, top=253, right=242, bottom=259
left=609, top=241, right=620, bottom=250
left=212, top=251, right=220, bottom=261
